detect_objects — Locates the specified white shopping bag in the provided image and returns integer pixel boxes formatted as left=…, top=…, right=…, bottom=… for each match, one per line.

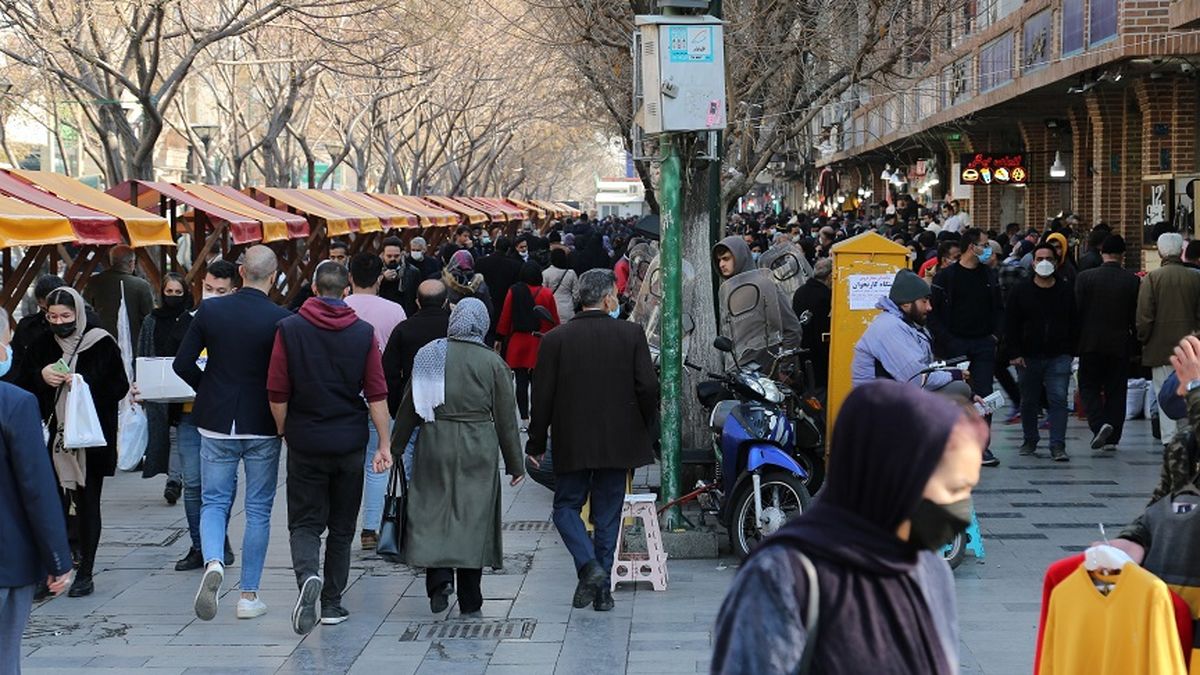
left=63, top=374, right=107, bottom=449
left=115, top=281, right=148, bottom=470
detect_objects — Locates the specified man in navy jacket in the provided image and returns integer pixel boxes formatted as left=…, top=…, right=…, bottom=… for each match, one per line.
left=0, top=308, right=72, bottom=670
left=174, top=246, right=290, bottom=623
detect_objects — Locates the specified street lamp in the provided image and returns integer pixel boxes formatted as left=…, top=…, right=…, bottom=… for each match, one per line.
left=190, top=124, right=218, bottom=182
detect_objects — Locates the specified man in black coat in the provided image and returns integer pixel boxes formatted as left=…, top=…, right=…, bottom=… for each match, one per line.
left=527, top=269, right=658, bottom=613
left=791, top=258, right=833, bottom=393
left=382, top=279, right=450, bottom=478
left=1075, top=234, right=1140, bottom=451
left=174, top=245, right=291, bottom=624
left=0, top=319, right=73, bottom=667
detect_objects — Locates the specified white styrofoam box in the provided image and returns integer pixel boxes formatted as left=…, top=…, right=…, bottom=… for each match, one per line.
left=135, top=357, right=195, bottom=403
left=636, top=15, right=726, bottom=134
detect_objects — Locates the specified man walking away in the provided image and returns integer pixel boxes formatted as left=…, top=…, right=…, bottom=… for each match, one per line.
left=174, top=246, right=291, bottom=622
left=83, top=245, right=154, bottom=348
left=0, top=310, right=73, bottom=673
left=1006, top=244, right=1077, bottom=461
left=791, top=258, right=832, bottom=393
left=1075, top=235, right=1140, bottom=452
left=930, top=227, right=1003, bottom=467
left=1137, top=233, right=1200, bottom=448
left=345, top=253, right=406, bottom=550
left=527, top=269, right=658, bottom=612
left=268, top=261, right=392, bottom=634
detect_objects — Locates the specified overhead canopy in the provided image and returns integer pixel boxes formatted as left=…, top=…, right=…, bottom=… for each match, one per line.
left=113, top=180, right=264, bottom=245
left=248, top=187, right=357, bottom=237
left=457, top=197, right=508, bottom=223
left=321, top=190, right=415, bottom=230
left=551, top=201, right=583, bottom=218
left=423, top=196, right=488, bottom=225
left=371, top=194, right=459, bottom=227
left=477, top=197, right=526, bottom=222
left=193, top=185, right=310, bottom=242
left=531, top=199, right=566, bottom=219
left=0, top=171, right=123, bottom=245
left=506, top=198, right=545, bottom=220
left=300, top=190, right=381, bottom=234
left=0, top=193, right=76, bottom=248
left=7, top=169, right=173, bottom=247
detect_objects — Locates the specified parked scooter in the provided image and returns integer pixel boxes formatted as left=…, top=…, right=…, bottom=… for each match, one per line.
left=665, top=336, right=811, bottom=559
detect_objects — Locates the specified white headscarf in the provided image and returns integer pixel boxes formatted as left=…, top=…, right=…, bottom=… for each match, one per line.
left=411, top=298, right=490, bottom=422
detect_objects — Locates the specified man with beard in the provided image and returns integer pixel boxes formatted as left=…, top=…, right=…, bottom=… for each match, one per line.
left=851, top=269, right=966, bottom=393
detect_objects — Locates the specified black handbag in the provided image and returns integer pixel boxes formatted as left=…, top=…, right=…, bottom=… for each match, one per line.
left=376, top=456, right=408, bottom=563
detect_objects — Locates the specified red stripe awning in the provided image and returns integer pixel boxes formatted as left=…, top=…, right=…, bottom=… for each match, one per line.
left=111, top=180, right=264, bottom=245
left=0, top=171, right=122, bottom=245
left=190, top=185, right=310, bottom=241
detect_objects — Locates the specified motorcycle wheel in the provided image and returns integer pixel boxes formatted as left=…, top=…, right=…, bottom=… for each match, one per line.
left=794, top=449, right=826, bottom=494
left=942, top=533, right=966, bottom=570
left=729, top=470, right=812, bottom=559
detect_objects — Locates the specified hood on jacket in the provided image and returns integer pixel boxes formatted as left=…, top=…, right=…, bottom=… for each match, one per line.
left=713, top=235, right=752, bottom=277
left=300, top=296, right=359, bottom=330
left=875, top=296, right=903, bottom=317
left=1045, top=232, right=1068, bottom=265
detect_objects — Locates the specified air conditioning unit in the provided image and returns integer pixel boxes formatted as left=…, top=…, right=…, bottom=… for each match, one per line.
left=635, top=15, right=727, bottom=134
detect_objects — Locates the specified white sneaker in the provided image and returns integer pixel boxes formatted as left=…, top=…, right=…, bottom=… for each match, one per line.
left=194, top=562, right=223, bottom=621
left=237, top=596, right=267, bottom=619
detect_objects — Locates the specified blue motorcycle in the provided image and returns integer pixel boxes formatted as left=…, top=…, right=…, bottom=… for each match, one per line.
left=683, top=337, right=812, bottom=558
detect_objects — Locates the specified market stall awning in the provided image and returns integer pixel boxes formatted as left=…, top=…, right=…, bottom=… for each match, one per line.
left=0, top=171, right=122, bottom=245
left=423, top=196, right=488, bottom=225
left=298, top=190, right=381, bottom=234
left=472, top=196, right=525, bottom=220
left=457, top=197, right=508, bottom=223
left=531, top=199, right=565, bottom=219
left=321, top=190, right=416, bottom=230
left=555, top=201, right=583, bottom=218
left=112, top=180, right=263, bottom=245
left=505, top=198, right=545, bottom=220
left=248, top=187, right=357, bottom=237
left=192, top=185, right=310, bottom=242
left=6, top=170, right=172, bottom=247
left=370, top=194, right=459, bottom=227
left=0, top=193, right=77, bottom=248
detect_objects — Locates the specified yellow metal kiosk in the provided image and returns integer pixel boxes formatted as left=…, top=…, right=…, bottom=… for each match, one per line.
left=825, top=233, right=913, bottom=442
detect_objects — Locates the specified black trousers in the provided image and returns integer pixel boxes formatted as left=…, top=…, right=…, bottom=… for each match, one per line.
left=1078, top=353, right=1129, bottom=445
left=426, top=568, right=483, bottom=613
left=514, top=368, right=533, bottom=419
left=287, top=450, right=363, bottom=606
left=67, top=458, right=106, bottom=578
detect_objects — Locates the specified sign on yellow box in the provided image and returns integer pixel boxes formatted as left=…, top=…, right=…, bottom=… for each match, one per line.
left=825, top=232, right=912, bottom=448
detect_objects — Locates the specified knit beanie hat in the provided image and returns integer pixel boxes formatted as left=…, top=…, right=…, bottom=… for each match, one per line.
left=889, top=269, right=930, bottom=305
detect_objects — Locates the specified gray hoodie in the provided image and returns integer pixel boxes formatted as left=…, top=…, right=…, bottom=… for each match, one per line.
left=713, top=235, right=803, bottom=369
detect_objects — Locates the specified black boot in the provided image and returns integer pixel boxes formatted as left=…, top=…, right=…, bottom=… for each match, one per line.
left=593, top=587, right=614, bottom=612
left=67, top=574, right=94, bottom=597
left=175, top=548, right=204, bottom=571
left=164, top=480, right=182, bottom=505
left=572, top=561, right=606, bottom=609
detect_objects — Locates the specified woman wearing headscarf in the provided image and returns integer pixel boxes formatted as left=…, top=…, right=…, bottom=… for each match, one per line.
left=13, top=286, right=129, bottom=597
left=441, top=250, right=494, bottom=318
left=712, top=380, right=986, bottom=674
left=497, top=261, right=560, bottom=428
left=542, top=248, right=578, bottom=323
left=138, top=273, right=192, bottom=495
left=391, top=298, right=525, bottom=618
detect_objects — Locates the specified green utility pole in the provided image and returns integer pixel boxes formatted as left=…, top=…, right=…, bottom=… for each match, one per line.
left=708, top=0, right=723, bottom=323
left=659, top=135, right=685, bottom=531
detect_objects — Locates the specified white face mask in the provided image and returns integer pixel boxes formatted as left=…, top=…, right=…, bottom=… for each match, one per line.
left=202, top=291, right=218, bottom=301
left=1034, top=260, right=1056, bottom=278
left=411, top=251, right=424, bottom=261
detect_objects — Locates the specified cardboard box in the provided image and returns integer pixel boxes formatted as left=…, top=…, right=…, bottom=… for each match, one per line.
left=135, top=357, right=195, bottom=403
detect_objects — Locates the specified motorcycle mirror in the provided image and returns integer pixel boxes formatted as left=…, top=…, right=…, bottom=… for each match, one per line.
left=713, top=336, right=734, bottom=353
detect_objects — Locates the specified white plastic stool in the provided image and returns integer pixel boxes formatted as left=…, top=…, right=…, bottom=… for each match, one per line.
left=611, top=493, right=668, bottom=591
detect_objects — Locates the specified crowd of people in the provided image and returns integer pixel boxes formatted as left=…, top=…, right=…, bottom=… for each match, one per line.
left=0, top=212, right=662, bottom=663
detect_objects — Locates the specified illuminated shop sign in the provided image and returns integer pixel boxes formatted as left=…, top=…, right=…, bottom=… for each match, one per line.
left=959, top=153, right=1028, bottom=185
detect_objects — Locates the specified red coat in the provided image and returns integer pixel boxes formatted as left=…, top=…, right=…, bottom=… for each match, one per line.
left=497, top=284, right=560, bottom=370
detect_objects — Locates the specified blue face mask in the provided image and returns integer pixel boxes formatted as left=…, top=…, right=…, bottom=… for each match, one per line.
left=977, top=246, right=993, bottom=264
left=0, top=344, right=11, bottom=378
left=608, top=303, right=621, bottom=319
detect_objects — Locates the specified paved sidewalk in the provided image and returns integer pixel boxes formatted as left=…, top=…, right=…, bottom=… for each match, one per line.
left=19, top=414, right=1166, bottom=674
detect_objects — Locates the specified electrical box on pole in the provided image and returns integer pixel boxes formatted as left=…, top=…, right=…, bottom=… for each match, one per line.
left=634, top=15, right=726, bottom=135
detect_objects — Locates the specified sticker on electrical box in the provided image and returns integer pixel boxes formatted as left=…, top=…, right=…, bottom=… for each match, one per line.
left=668, top=26, right=714, bottom=63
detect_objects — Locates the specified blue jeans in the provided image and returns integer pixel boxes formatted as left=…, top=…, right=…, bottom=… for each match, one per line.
left=176, top=415, right=211, bottom=551
left=1020, top=355, right=1072, bottom=448
left=360, top=422, right=392, bottom=533
left=200, top=436, right=281, bottom=592
left=552, top=469, right=627, bottom=580
left=401, top=429, right=417, bottom=482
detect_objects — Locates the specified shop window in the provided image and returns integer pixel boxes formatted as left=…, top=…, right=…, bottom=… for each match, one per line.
left=1022, top=10, right=1052, bottom=73
left=1062, top=0, right=1084, bottom=55
left=1089, top=0, right=1117, bottom=45
left=979, top=33, right=1013, bottom=92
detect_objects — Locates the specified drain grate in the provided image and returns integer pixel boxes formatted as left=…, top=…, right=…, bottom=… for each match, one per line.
left=502, top=521, right=554, bottom=532
left=399, top=618, right=536, bottom=641
left=103, top=527, right=187, bottom=547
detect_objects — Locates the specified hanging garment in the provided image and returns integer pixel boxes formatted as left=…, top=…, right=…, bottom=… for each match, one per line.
left=1039, top=562, right=1185, bottom=675
left=1034, top=554, right=1193, bottom=673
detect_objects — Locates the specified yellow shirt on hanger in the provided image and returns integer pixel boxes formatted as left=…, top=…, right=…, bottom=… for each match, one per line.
left=1040, top=562, right=1186, bottom=675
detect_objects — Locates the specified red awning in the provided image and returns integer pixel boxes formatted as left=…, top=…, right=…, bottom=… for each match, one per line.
left=476, top=197, right=526, bottom=222
left=0, top=171, right=122, bottom=244
left=198, top=185, right=310, bottom=241
left=111, top=181, right=263, bottom=245
left=458, top=197, right=507, bottom=223
left=321, top=190, right=418, bottom=230
left=424, top=196, right=489, bottom=225
left=370, top=194, right=460, bottom=227
left=248, top=187, right=359, bottom=236
left=6, top=170, right=172, bottom=247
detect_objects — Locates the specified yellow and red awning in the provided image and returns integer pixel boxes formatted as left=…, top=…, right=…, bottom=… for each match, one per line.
left=322, top=190, right=416, bottom=230
left=0, top=193, right=76, bottom=248
left=371, top=194, right=459, bottom=227
left=505, top=198, right=545, bottom=220
left=186, top=185, right=309, bottom=242
left=423, top=196, right=488, bottom=225
left=0, top=171, right=122, bottom=245
left=248, top=187, right=359, bottom=237
left=5, top=169, right=172, bottom=247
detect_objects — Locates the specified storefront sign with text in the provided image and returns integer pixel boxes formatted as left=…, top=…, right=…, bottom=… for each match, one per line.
left=959, top=153, right=1028, bottom=185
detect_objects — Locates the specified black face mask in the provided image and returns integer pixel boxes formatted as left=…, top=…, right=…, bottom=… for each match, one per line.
left=162, top=295, right=186, bottom=309
left=386, top=261, right=401, bottom=271
left=50, top=321, right=76, bottom=338
left=907, top=497, right=972, bottom=551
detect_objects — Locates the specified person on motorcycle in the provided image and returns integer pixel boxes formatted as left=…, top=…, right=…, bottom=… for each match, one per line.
left=712, top=235, right=803, bottom=371
left=851, top=269, right=968, bottom=393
